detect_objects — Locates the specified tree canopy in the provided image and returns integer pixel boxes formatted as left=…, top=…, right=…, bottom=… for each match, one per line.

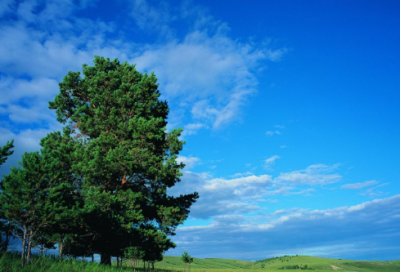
left=0, top=56, right=199, bottom=268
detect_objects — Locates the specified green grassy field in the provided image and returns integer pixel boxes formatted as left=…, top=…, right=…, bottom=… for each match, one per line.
left=139, top=255, right=400, bottom=272
left=1, top=251, right=399, bottom=272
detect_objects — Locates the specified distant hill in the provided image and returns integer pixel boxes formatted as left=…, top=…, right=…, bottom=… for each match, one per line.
left=144, top=255, right=400, bottom=272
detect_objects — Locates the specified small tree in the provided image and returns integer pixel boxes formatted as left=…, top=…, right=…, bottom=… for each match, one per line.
left=0, top=152, right=53, bottom=266
left=181, top=251, right=193, bottom=272
left=0, top=139, right=14, bottom=252
left=124, top=246, right=145, bottom=269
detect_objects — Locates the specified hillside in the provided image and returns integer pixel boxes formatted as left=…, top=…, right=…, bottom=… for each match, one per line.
left=155, top=256, right=255, bottom=269
left=147, top=255, right=400, bottom=272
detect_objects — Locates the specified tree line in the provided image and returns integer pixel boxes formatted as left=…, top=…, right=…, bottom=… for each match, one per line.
left=0, top=56, right=199, bottom=268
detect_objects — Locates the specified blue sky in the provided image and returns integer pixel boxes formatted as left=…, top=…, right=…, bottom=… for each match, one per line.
left=1, top=0, right=399, bottom=261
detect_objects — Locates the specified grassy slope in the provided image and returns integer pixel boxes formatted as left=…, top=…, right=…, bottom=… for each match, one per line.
left=155, top=256, right=255, bottom=269
left=2, top=252, right=399, bottom=272
left=150, top=255, right=400, bottom=272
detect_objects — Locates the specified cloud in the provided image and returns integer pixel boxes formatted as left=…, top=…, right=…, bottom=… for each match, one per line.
left=0, top=2, right=122, bottom=79
left=360, top=183, right=390, bottom=197
left=131, top=3, right=286, bottom=130
left=341, top=180, right=378, bottom=189
left=167, top=194, right=400, bottom=261
left=169, top=162, right=343, bottom=221
left=264, top=155, right=280, bottom=169
left=0, top=126, right=62, bottom=178
left=230, top=172, right=253, bottom=178
left=0, top=0, right=14, bottom=18
left=176, top=156, right=201, bottom=170
left=0, top=0, right=287, bottom=170
left=266, top=130, right=281, bottom=136
left=275, top=164, right=341, bottom=185
left=181, top=123, right=206, bottom=137
left=133, top=29, right=276, bottom=129
left=129, top=0, right=175, bottom=38
left=204, top=174, right=272, bottom=191
left=168, top=171, right=273, bottom=219
left=169, top=162, right=343, bottom=220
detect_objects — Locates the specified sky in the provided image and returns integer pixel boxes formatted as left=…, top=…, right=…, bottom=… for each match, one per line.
left=0, top=0, right=400, bottom=262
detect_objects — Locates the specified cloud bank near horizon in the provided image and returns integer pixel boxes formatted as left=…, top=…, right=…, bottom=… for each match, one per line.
left=168, top=194, right=400, bottom=261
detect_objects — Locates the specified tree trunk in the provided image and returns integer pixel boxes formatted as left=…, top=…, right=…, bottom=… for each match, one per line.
left=58, top=240, right=64, bottom=259
left=26, top=229, right=33, bottom=265
left=2, top=220, right=10, bottom=251
left=21, top=225, right=27, bottom=267
left=92, top=254, right=94, bottom=262
left=101, top=253, right=111, bottom=265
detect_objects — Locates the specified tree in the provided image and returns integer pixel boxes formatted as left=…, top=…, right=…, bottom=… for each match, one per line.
left=0, top=139, right=14, bottom=252
left=38, top=128, right=83, bottom=259
left=0, top=152, right=53, bottom=267
left=124, top=246, right=145, bottom=269
left=181, top=251, right=193, bottom=272
left=0, top=145, right=78, bottom=267
left=49, top=56, right=198, bottom=265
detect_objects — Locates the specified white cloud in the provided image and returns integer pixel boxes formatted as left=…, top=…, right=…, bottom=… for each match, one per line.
left=169, top=162, right=343, bottom=220
left=266, top=130, right=281, bottom=136
left=230, top=172, right=253, bottom=178
left=264, top=155, right=280, bottom=169
left=275, top=164, right=341, bottom=185
left=0, top=125, right=62, bottom=177
left=341, top=180, right=378, bottom=189
left=204, top=174, right=272, bottom=191
left=132, top=10, right=286, bottom=129
left=360, top=183, right=390, bottom=197
left=176, top=156, right=201, bottom=170
left=129, top=0, right=175, bottom=38
left=181, top=123, right=206, bottom=137
left=167, top=194, right=400, bottom=260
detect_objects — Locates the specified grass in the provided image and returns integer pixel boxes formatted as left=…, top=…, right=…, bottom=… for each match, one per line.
left=0, top=251, right=135, bottom=272
left=1, top=251, right=399, bottom=272
left=146, top=255, right=400, bottom=272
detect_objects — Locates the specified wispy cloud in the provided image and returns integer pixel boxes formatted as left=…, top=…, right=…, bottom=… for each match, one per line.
left=275, top=164, right=341, bottom=185
left=0, top=0, right=286, bottom=176
left=264, top=155, right=280, bottom=169
left=360, top=183, right=390, bottom=197
left=266, top=130, right=281, bottom=136
left=169, top=162, right=342, bottom=220
left=341, top=180, right=378, bottom=189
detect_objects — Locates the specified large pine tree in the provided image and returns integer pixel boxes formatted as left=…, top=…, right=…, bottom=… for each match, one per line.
left=49, top=56, right=198, bottom=265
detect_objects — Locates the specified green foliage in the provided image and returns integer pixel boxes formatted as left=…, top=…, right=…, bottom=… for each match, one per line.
left=181, top=251, right=194, bottom=264
left=0, top=139, right=14, bottom=167
left=47, top=56, right=198, bottom=264
left=0, top=139, right=14, bottom=251
left=0, top=55, right=199, bottom=268
left=181, top=252, right=193, bottom=272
